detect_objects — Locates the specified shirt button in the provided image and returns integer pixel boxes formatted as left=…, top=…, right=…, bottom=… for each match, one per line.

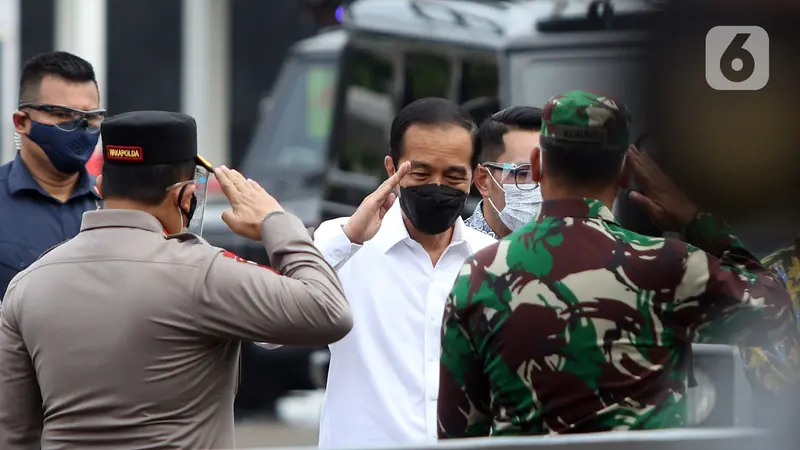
left=333, top=250, right=344, bottom=259
left=428, top=356, right=435, bottom=363
left=18, top=262, right=25, bottom=268
left=430, top=317, right=436, bottom=323
left=430, top=395, right=438, bottom=401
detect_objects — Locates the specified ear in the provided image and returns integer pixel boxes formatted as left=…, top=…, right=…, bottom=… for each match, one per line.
left=618, top=154, right=631, bottom=188
left=178, top=184, right=197, bottom=210
left=94, top=174, right=103, bottom=198
left=473, top=164, right=491, bottom=196
left=384, top=155, right=396, bottom=177
left=13, top=111, right=30, bottom=134
left=531, top=146, right=543, bottom=183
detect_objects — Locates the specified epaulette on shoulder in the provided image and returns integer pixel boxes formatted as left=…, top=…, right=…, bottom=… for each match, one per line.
left=36, top=240, right=68, bottom=261
left=165, top=232, right=211, bottom=245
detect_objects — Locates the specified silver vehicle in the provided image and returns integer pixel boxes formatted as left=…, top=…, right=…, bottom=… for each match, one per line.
left=205, top=0, right=659, bottom=261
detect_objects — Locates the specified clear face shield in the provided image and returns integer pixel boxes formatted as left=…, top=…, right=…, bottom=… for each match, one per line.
left=482, top=162, right=542, bottom=231
left=166, top=165, right=211, bottom=236
left=482, top=162, right=538, bottom=191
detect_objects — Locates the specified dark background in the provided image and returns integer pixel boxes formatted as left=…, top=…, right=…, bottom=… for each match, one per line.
left=19, top=0, right=321, bottom=168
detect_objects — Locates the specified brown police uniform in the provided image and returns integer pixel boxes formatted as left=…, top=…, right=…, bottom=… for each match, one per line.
left=0, top=111, right=352, bottom=450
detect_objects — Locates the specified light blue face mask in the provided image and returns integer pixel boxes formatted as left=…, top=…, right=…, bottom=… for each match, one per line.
left=486, top=168, right=542, bottom=231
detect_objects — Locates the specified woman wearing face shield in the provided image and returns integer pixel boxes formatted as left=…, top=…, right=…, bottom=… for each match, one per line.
left=466, top=107, right=544, bottom=238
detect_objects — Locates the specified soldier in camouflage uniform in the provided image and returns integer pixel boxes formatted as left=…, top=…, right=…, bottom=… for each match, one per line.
left=437, top=90, right=798, bottom=437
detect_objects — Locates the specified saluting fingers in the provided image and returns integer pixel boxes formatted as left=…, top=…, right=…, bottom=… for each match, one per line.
left=247, top=179, right=271, bottom=197
left=376, top=161, right=411, bottom=198
left=225, top=168, right=249, bottom=191
left=215, top=166, right=241, bottom=199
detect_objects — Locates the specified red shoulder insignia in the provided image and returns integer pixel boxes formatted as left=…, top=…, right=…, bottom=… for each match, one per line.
left=221, top=250, right=280, bottom=274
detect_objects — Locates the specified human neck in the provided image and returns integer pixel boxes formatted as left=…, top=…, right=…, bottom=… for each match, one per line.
left=541, top=184, right=618, bottom=210
left=481, top=200, right=511, bottom=238
left=403, top=215, right=454, bottom=266
left=102, top=198, right=174, bottom=232
left=20, top=147, right=79, bottom=202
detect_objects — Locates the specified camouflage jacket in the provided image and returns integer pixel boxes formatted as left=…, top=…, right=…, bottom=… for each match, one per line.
left=438, top=198, right=797, bottom=438
left=742, top=238, right=800, bottom=393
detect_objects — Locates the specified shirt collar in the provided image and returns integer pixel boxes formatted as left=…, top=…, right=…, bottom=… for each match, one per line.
left=80, top=209, right=166, bottom=234
left=371, top=200, right=471, bottom=254
left=8, top=151, right=99, bottom=200
left=464, top=200, right=498, bottom=238
left=538, top=197, right=619, bottom=224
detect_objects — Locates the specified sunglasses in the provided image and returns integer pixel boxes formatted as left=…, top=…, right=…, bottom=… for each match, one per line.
left=19, top=102, right=107, bottom=132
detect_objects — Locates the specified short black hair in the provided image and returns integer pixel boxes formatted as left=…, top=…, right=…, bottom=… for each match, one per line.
left=101, top=160, right=196, bottom=206
left=542, top=142, right=626, bottom=191
left=19, top=51, right=97, bottom=103
left=389, top=98, right=478, bottom=169
left=476, top=106, right=542, bottom=163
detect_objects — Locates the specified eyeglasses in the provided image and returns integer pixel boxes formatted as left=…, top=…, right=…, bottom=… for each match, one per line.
left=18, top=102, right=107, bottom=132
left=483, top=162, right=538, bottom=191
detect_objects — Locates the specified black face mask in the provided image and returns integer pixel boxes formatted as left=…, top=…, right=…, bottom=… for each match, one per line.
left=178, top=184, right=198, bottom=226
left=399, top=184, right=468, bottom=235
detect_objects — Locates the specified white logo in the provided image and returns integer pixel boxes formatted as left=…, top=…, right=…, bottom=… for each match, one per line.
left=705, top=26, right=769, bottom=91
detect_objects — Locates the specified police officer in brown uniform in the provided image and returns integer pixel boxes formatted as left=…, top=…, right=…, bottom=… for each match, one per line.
left=0, top=111, right=352, bottom=450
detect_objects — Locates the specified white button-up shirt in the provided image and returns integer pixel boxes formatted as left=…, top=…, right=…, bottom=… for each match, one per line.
left=313, top=201, right=496, bottom=448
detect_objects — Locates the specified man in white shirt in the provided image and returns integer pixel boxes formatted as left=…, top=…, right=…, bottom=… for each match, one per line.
left=313, top=98, right=496, bottom=448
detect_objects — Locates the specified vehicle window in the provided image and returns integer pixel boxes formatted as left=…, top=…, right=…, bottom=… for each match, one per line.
left=460, top=58, right=499, bottom=125
left=518, top=56, right=646, bottom=137
left=337, top=47, right=396, bottom=182
left=241, top=57, right=337, bottom=174
left=404, top=53, right=452, bottom=106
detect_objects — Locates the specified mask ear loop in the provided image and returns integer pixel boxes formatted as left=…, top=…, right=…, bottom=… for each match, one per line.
left=176, top=184, right=191, bottom=231
left=12, top=112, right=28, bottom=151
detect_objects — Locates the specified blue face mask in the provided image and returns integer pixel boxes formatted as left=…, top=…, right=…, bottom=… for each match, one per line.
left=26, top=119, right=100, bottom=174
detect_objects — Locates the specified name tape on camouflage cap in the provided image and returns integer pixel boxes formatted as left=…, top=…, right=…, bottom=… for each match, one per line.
left=553, top=126, right=607, bottom=144
left=107, top=145, right=144, bottom=162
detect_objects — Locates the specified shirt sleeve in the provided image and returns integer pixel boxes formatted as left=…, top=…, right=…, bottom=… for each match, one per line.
left=675, top=213, right=799, bottom=349
left=193, top=211, right=353, bottom=346
left=312, top=218, right=362, bottom=270
left=438, top=259, right=492, bottom=439
left=0, top=282, right=43, bottom=450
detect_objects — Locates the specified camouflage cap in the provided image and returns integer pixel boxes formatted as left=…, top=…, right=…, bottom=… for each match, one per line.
left=540, top=90, right=631, bottom=151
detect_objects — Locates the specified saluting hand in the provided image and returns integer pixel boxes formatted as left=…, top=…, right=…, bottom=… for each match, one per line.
left=627, top=146, right=698, bottom=233
left=215, top=166, right=284, bottom=241
left=342, top=161, right=410, bottom=244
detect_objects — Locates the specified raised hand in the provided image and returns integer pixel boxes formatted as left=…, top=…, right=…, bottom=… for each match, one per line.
left=627, top=146, right=698, bottom=233
left=342, top=161, right=411, bottom=244
left=215, top=166, right=284, bottom=241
